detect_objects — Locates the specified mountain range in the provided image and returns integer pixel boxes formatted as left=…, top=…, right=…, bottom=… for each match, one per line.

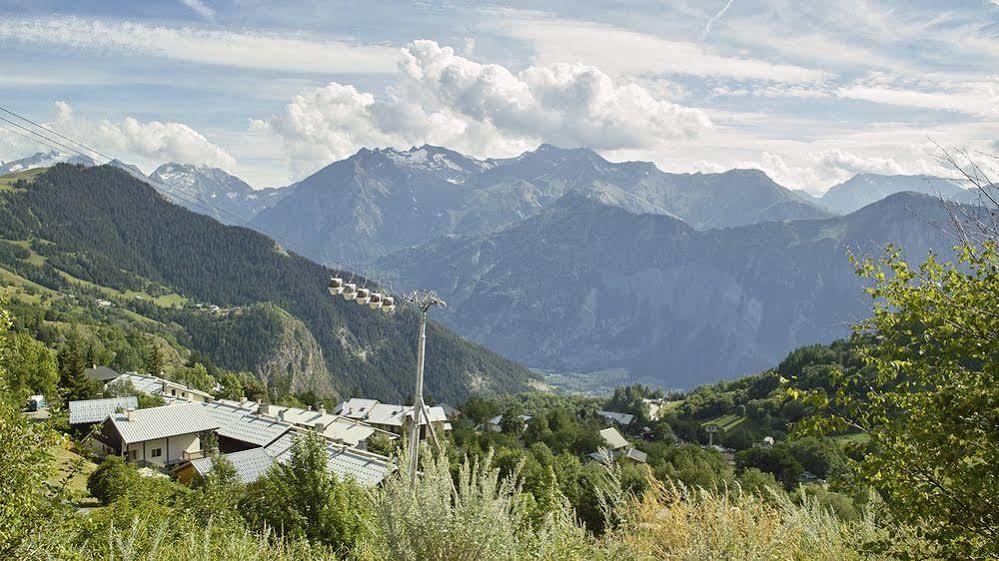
left=809, top=173, right=967, bottom=214
left=0, top=146, right=976, bottom=389
left=377, top=189, right=962, bottom=386
left=248, top=145, right=835, bottom=266
left=150, top=163, right=290, bottom=224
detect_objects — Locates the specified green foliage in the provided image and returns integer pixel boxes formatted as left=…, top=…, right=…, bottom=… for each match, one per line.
left=244, top=432, right=372, bottom=553
left=103, top=378, right=166, bottom=408
left=800, top=243, right=999, bottom=557
left=0, top=395, right=64, bottom=556
left=736, top=444, right=804, bottom=491
left=87, top=455, right=138, bottom=505
left=368, top=447, right=598, bottom=561
left=5, top=331, right=58, bottom=400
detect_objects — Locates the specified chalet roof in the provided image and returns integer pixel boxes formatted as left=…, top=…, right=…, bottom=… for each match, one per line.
left=273, top=441, right=394, bottom=486
left=258, top=430, right=394, bottom=486
left=599, top=427, right=629, bottom=450
left=84, top=365, right=121, bottom=382
left=338, top=398, right=380, bottom=419
left=597, top=410, right=636, bottom=425
left=264, top=431, right=298, bottom=457
left=69, top=396, right=137, bottom=425
left=109, top=403, right=218, bottom=444
left=200, top=402, right=290, bottom=447
left=437, top=403, right=461, bottom=418
left=621, top=447, right=648, bottom=463
left=111, top=373, right=163, bottom=395
left=322, top=417, right=378, bottom=447
left=190, top=448, right=275, bottom=484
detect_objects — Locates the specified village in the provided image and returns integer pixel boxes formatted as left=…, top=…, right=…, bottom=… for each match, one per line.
left=35, top=365, right=687, bottom=490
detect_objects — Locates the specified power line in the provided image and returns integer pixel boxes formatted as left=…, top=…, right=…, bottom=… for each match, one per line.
left=0, top=115, right=103, bottom=164
left=0, top=105, right=115, bottom=162
left=0, top=121, right=79, bottom=157
left=0, top=106, right=255, bottom=228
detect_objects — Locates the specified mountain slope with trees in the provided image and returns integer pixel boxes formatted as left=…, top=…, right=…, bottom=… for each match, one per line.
left=0, top=164, right=534, bottom=402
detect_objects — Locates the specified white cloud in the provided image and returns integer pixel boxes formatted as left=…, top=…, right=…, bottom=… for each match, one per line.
left=255, top=40, right=711, bottom=175
left=0, top=16, right=397, bottom=74
left=181, top=0, right=215, bottom=19
left=51, top=101, right=236, bottom=170
left=836, top=81, right=999, bottom=117
left=492, top=16, right=827, bottom=83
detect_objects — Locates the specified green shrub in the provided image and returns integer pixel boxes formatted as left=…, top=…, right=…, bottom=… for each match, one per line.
left=87, top=456, right=138, bottom=505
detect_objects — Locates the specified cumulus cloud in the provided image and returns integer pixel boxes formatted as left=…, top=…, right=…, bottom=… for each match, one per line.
left=50, top=101, right=236, bottom=170
left=737, top=147, right=949, bottom=194
left=0, top=16, right=397, bottom=74
left=254, top=40, right=711, bottom=174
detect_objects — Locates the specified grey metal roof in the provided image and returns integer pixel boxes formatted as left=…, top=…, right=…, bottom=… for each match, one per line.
left=84, top=366, right=121, bottom=382
left=260, top=430, right=394, bottom=486
left=112, top=373, right=164, bottom=395
left=275, top=440, right=394, bottom=486
left=599, top=427, right=629, bottom=450
left=322, top=417, right=377, bottom=446
left=622, top=447, right=648, bottom=463
left=68, top=396, right=137, bottom=425
left=263, top=431, right=298, bottom=457
left=109, top=403, right=219, bottom=444
left=598, top=410, right=636, bottom=425
left=338, top=398, right=379, bottom=419
left=200, top=402, right=290, bottom=447
left=190, top=448, right=275, bottom=484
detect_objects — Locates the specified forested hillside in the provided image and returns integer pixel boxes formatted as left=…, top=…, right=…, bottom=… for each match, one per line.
left=0, top=164, right=534, bottom=402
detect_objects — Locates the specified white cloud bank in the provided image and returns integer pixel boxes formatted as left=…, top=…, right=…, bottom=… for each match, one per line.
left=0, top=102, right=237, bottom=171
left=0, top=16, right=397, bottom=74
left=253, top=40, right=712, bottom=174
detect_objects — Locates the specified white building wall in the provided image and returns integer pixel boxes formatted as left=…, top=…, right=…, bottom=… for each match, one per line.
left=124, top=434, right=200, bottom=465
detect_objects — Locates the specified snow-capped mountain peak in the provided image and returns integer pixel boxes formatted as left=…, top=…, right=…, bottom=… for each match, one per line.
left=0, top=150, right=96, bottom=175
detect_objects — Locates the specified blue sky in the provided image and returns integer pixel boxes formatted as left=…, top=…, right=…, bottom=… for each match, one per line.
left=0, top=0, right=996, bottom=192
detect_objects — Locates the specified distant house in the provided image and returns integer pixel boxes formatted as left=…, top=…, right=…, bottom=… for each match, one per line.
left=253, top=401, right=390, bottom=449
left=337, top=398, right=380, bottom=420
left=437, top=402, right=461, bottom=419
left=485, top=414, right=532, bottom=433
left=69, top=396, right=138, bottom=426
left=84, top=365, right=121, bottom=384
left=335, top=397, right=450, bottom=439
left=588, top=427, right=647, bottom=465
left=98, top=403, right=219, bottom=467
left=109, top=372, right=214, bottom=403
left=597, top=410, right=636, bottom=426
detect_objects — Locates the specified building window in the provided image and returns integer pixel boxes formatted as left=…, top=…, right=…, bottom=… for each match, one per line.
left=151, top=448, right=162, bottom=458
left=171, top=389, right=177, bottom=396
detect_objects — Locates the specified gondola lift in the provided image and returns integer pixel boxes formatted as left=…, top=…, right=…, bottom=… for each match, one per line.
left=368, top=292, right=383, bottom=309
left=355, top=287, right=371, bottom=305
left=328, top=276, right=344, bottom=295
left=343, top=283, right=358, bottom=300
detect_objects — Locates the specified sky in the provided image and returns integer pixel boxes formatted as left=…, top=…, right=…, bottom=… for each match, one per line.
left=0, top=0, right=996, bottom=193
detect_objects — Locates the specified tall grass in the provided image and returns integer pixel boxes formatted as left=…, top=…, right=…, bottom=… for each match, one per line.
left=362, top=447, right=610, bottom=561
left=614, top=479, right=937, bottom=561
